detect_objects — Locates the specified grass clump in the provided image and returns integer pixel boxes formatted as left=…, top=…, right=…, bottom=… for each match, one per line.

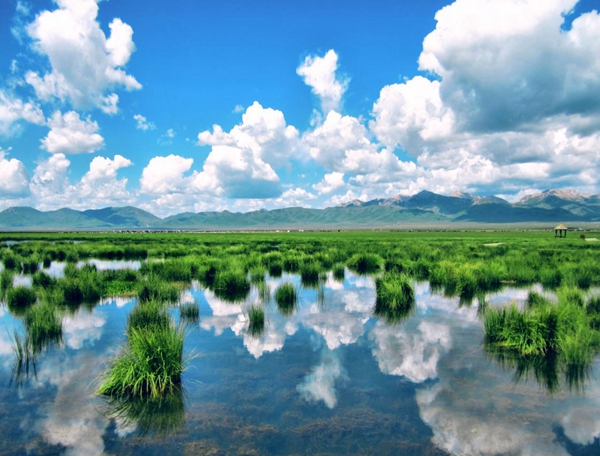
left=347, top=253, right=383, bottom=275
left=332, top=263, right=345, bottom=282
left=212, top=268, right=250, bottom=303
left=179, top=301, right=199, bottom=324
left=138, top=279, right=180, bottom=304
left=299, top=261, right=321, bottom=288
left=275, top=282, right=298, bottom=316
left=526, top=290, right=551, bottom=309
left=98, top=323, right=185, bottom=399
left=247, top=305, right=265, bottom=336
left=374, top=273, right=415, bottom=323
left=128, top=301, right=170, bottom=334
left=24, top=303, right=63, bottom=353
left=0, top=269, right=13, bottom=297
left=7, top=286, right=37, bottom=309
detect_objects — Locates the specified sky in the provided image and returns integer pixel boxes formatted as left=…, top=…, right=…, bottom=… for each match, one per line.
left=0, top=0, right=599, bottom=217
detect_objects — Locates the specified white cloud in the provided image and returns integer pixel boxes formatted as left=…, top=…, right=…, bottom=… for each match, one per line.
left=313, top=172, right=345, bottom=195
left=139, top=154, right=194, bottom=195
left=370, top=76, right=454, bottom=152
left=133, top=114, right=155, bottom=131
left=192, top=145, right=281, bottom=198
left=77, top=155, right=133, bottom=206
left=273, top=187, right=317, bottom=208
left=366, top=0, right=600, bottom=195
left=0, top=90, right=45, bottom=136
left=41, top=111, right=104, bottom=154
left=166, top=128, right=175, bottom=138
left=0, top=149, right=30, bottom=197
left=25, top=0, right=141, bottom=112
left=198, top=101, right=299, bottom=167
left=195, top=102, right=299, bottom=198
left=31, top=153, right=72, bottom=207
left=29, top=153, right=134, bottom=210
left=297, top=50, right=349, bottom=114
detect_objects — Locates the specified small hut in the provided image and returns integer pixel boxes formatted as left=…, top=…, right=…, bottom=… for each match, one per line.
left=554, top=223, right=568, bottom=238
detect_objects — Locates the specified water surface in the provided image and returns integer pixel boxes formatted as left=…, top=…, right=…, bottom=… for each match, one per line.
left=1, top=271, right=599, bottom=455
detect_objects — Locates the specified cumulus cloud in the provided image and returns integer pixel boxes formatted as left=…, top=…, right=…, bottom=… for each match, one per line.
left=313, top=172, right=345, bottom=195
left=297, top=50, right=349, bottom=114
left=77, top=155, right=133, bottom=206
left=133, top=114, right=155, bottom=131
left=25, top=0, right=141, bottom=112
left=195, top=102, right=299, bottom=198
left=0, top=149, right=30, bottom=197
left=273, top=187, right=317, bottom=208
left=0, top=90, right=45, bottom=136
left=367, top=0, right=600, bottom=196
left=198, top=101, right=299, bottom=167
left=41, top=111, right=104, bottom=154
left=29, top=153, right=134, bottom=210
left=139, top=154, right=194, bottom=195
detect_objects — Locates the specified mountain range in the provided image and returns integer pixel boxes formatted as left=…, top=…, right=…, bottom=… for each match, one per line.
left=1, top=189, right=599, bottom=230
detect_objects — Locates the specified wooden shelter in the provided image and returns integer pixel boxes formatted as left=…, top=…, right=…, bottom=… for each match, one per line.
left=554, top=223, right=568, bottom=238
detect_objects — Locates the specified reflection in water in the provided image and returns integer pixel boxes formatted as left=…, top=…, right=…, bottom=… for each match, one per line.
left=1, top=271, right=600, bottom=454
left=484, top=345, right=592, bottom=395
left=104, top=388, right=186, bottom=437
left=297, top=349, right=345, bottom=409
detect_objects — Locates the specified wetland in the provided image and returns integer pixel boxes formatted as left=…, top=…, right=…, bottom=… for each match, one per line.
left=0, top=230, right=599, bottom=455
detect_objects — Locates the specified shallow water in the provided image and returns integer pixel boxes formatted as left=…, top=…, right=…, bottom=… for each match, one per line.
left=0, top=271, right=599, bottom=455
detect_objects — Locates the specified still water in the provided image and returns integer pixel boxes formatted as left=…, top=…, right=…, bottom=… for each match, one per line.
left=1, top=270, right=599, bottom=455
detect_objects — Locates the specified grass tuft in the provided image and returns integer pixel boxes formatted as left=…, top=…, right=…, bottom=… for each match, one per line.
left=275, top=282, right=298, bottom=316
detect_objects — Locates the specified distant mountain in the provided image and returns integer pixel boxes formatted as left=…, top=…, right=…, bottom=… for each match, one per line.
left=0, top=189, right=598, bottom=230
left=514, top=189, right=600, bottom=219
left=82, top=206, right=161, bottom=228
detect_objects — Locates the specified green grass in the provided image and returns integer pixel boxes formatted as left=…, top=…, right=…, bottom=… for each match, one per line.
left=179, top=301, right=199, bottom=324
left=299, top=261, right=321, bottom=288
left=138, top=279, right=180, bottom=304
left=332, top=263, right=345, bottom=282
left=247, top=305, right=265, bottom=336
left=6, top=286, right=37, bottom=309
left=347, top=253, right=383, bottom=275
left=127, top=300, right=171, bottom=334
left=211, top=268, right=250, bottom=302
left=374, top=273, right=415, bottom=323
left=98, top=323, right=185, bottom=399
left=275, top=282, right=298, bottom=316
left=24, top=303, right=63, bottom=353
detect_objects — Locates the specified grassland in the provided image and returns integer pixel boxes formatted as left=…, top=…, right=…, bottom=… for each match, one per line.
left=1, top=229, right=599, bottom=393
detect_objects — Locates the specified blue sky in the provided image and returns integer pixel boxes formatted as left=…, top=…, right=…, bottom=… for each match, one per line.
left=0, top=0, right=599, bottom=216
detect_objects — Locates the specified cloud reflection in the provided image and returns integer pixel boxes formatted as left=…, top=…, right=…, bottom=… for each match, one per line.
left=297, top=349, right=345, bottom=409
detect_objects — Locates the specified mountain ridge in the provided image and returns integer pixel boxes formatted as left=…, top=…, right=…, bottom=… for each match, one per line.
left=1, top=189, right=599, bottom=230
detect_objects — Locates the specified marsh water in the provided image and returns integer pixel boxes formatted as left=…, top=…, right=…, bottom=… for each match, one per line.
left=1, top=266, right=600, bottom=455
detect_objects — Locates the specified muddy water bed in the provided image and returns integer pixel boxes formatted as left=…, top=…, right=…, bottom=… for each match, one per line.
left=0, top=272, right=599, bottom=455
